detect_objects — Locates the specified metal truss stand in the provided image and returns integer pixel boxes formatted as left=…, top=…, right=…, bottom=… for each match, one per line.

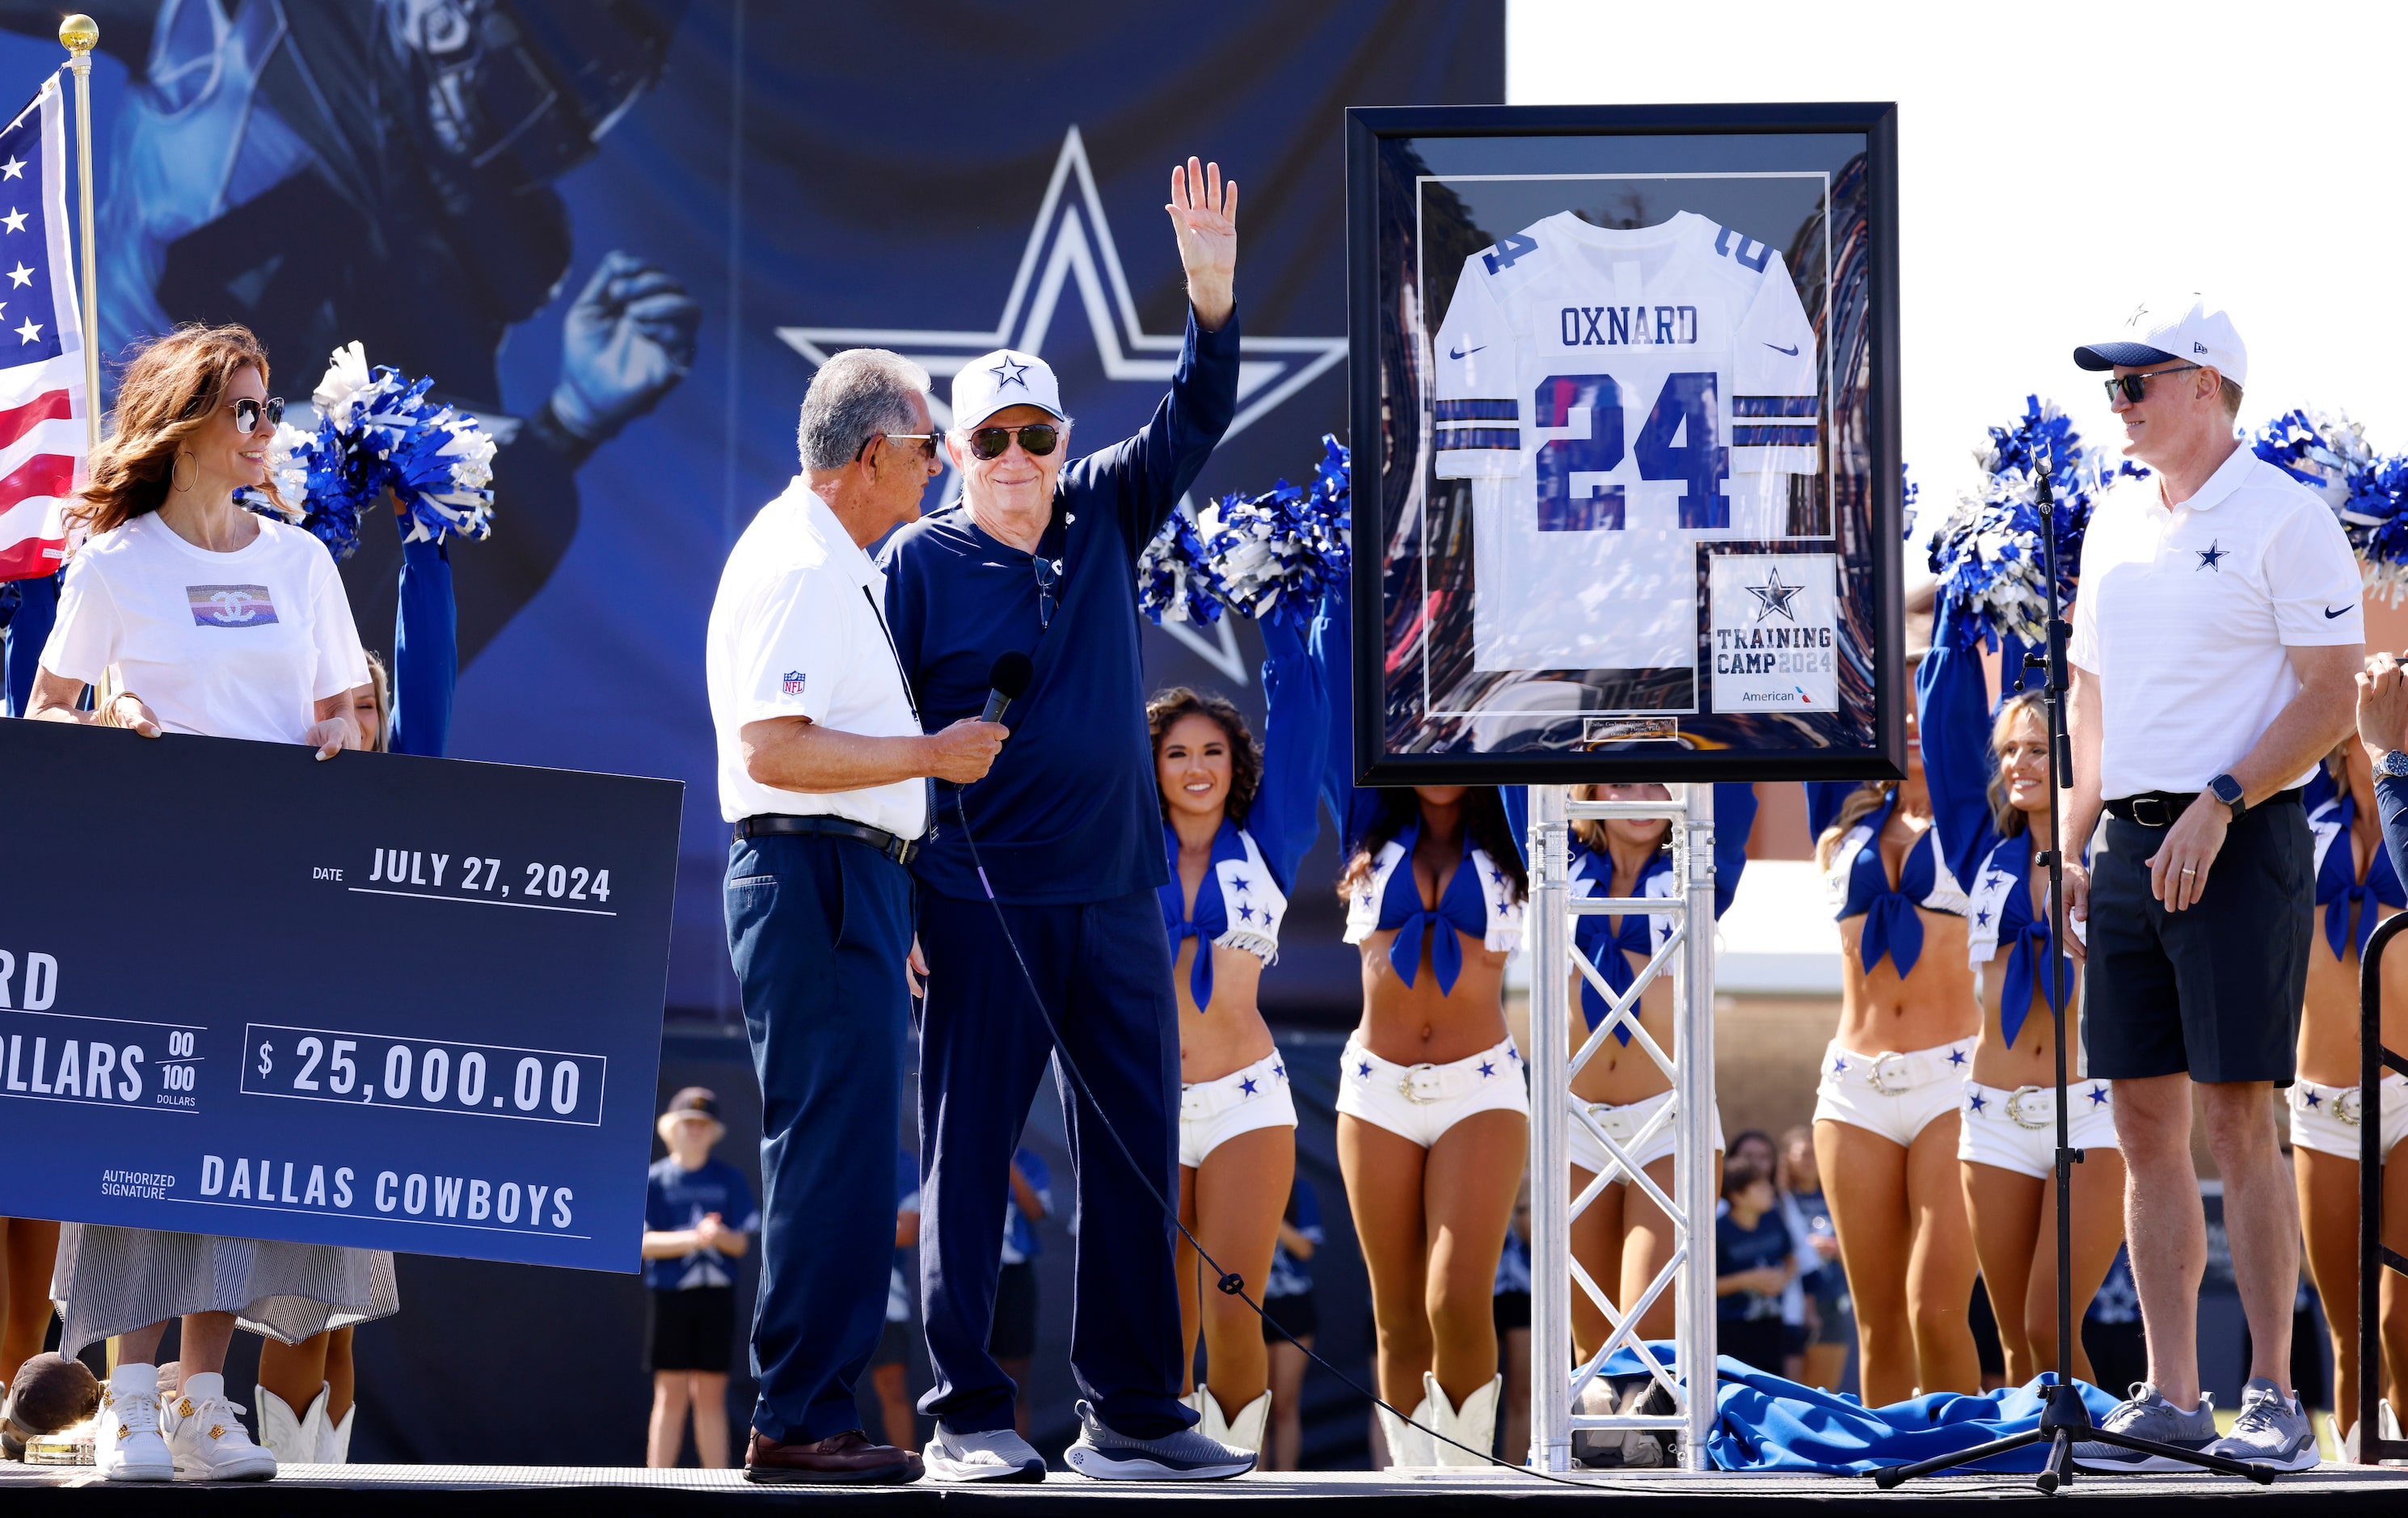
left=2351, top=914, right=2408, bottom=1464
left=1526, top=782, right=1718, bottom=1473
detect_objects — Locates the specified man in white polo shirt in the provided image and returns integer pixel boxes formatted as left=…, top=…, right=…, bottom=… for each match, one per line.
left=2059, top=296, right=2360, bottom=1472
left=705, top=348, right=1007, bottom=1483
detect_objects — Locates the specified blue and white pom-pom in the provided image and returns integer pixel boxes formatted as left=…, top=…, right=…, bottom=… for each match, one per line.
left=1137, top=507, right=1222, bottom=625
left=1195, top=436, right=1352, bottom=630
left=1928, top=397, right=2141, bottom=649
left=314, top=341, right=496, bottom=546
left=2247, top=407, right=2408, bottom=604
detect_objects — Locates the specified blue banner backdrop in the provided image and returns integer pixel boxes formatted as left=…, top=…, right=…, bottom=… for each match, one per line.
left=0, top=718, right=681, bottom=1271
left=0, top=1, right=1501, bottom=1026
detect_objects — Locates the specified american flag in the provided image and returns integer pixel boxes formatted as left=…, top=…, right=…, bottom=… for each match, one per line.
left=0, top=74, right=83, bottom=583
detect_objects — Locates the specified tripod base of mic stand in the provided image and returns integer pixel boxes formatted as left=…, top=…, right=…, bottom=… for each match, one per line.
left=1869, top=1380, right=2278, bottom=1494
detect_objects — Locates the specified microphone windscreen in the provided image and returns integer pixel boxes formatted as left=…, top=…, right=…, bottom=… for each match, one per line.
left=988, top=651, right=1035, bottom=702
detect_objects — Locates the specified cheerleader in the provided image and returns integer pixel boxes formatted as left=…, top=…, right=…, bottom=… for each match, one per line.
left=1150, top=608, right=1327, bottom=1456
left=1811, top=668, right=1982, bottom=1404
left=1955, top=691, right=2127, bottom=1385
left=1317, top=585, right=1526, bottom=1466
left=1562, top=782, right=1756, bottom=1360
left=2291, top=736, right=2408, bottom=1439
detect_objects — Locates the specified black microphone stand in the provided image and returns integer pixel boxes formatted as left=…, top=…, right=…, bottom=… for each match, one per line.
left=1873, top=453, right=2274, bottom=1494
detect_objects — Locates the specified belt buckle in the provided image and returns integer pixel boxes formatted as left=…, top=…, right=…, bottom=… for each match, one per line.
left=1584, top=1103, right=1629, bottom=1141
left=2336, top=1087, right=2364, bottom=1127
left=1866, top=1052, right=1913, bottom=1097
left=2005, top=1086, right=2052, bottom=1131
left=1401, top=1065, right=1442, bottom=1104
left=2131, top=796, right=2173, bottom=829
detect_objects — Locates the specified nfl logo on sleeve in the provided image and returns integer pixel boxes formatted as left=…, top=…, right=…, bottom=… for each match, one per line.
left=782, top=671, right=807, bottom=696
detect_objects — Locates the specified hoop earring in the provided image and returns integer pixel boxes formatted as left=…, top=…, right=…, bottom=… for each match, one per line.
left=170, top=452, right=196, bottom=493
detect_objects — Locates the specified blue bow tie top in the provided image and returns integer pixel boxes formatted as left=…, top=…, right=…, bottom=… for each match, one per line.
left=1569, top=841, right=1676, bottom=1042
left=2309, top=785, right=2406, bottom=962
left=1823, top=789, right=1966, bottom=977
left=1342, top=819, right=1523, bottom=996
left=1964, top=831, right=2073, bottom=1047
left=1159, top=819, right=1288, bottom=1012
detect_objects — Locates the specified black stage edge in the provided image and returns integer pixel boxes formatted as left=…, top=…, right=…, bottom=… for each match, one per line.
left=5, top=1465, right=2406, bottom=1513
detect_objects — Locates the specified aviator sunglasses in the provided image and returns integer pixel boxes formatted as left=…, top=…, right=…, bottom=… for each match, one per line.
left=2102, top=363, right=2203, bottom=407
left=966, top=422, right=1061, bottom=462
left=230, top=397, right=285, bottom=435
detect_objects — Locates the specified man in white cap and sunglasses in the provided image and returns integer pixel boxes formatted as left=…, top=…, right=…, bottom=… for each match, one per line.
left=878, top=158, right=1248, bottom=1482
left=2058, top=294, right=2360, bottom=1471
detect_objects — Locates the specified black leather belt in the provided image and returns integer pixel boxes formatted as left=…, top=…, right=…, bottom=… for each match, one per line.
left=2105, top=787, right=2301, bottom=829
left=736, top=814, right=919, bottom=866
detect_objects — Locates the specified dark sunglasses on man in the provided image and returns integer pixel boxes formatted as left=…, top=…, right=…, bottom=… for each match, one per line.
left=230, top=397, right=285, bottom=435
left=967, top=422, right=1061, bottom=462
left=2102, top=364, right=2203, bottom=407
left=856, top=432, right=942, bottom=463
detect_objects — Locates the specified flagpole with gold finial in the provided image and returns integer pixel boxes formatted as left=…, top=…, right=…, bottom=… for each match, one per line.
left=58, top=14, right=97, bottom=453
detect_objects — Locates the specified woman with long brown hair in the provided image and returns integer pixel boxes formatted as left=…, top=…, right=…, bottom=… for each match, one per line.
left=1147, top=603, right=1326, bottom=1456
left=1957, top=692, right=2128, bottom=1386
left=29, top=325, right=391, bottom=1483
left=1809, top=675, right=1983, bottom=1405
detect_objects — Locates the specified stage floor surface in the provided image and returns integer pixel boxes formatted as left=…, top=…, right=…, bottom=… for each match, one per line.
left=5, top=1462, right=2407, bottom=1513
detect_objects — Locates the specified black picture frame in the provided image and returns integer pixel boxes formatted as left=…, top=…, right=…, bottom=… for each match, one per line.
left=1344, top=102, right=1904, bottom=786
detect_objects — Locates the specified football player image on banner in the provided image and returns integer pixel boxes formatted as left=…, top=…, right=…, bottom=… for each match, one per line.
left=1346, top=104, right=1904, bottom=785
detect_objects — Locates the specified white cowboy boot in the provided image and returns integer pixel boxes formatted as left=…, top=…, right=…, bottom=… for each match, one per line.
left=1377, top=1387, right=1437, bottom=1469
left=318, top=1397, right=355, bottom=1465
left=1428, top=1371, right=1501, bottom=1467
left=253, top=1381, right=327, bottom=1466
left=1206, top=1389, right=1271, bottom=1455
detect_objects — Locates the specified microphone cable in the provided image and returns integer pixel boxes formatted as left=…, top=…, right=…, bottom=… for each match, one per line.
left=950, top=789, right=1685, bottom=1487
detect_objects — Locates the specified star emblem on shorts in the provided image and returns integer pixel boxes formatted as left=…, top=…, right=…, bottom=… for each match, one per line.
left=1357, top=1060, right=1373, bottom=1078
left=1968, top=1092, right=1988, bottom=1112
left=1744, top=566, right=1805, bottom=622
left=1240, top=1077, right=1259, bottom=1096
left=2304, top=1089, right=2322, bottom=1107
left=1478, top=1061, right=1496, bottom=1077
left=2087, top=1085, right=2110, bottom=1106
left=1272, top=1063, right=1284, bottom=1081
left=1832, top=1056, right=1848, bottom=1073
left=2195, top=539, right=2226, bottom=571
left=1948, top=1048, right=1967, bottom=1066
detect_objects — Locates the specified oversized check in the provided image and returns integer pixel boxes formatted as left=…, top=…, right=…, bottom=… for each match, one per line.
left=0, top=717, right=680, bottom=1271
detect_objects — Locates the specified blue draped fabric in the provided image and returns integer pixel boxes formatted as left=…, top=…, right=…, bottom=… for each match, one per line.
left=1986, top=832, right=2068, bottom=1047
left=1372, top=817, right=1489, bottom=995
left=1159, top=819, right=1251, bottom=1010
left=1572, top=783, right=1757, bottom=1039
left=2306, top=773, right=2407, bottom=961
left=1, top=570, right=56, bottom=717
left=1917, top=601, right=2006, bottom=897
left=390, top=534, right=457, bottom=757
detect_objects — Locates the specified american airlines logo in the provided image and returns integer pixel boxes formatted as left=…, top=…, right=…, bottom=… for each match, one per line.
left=1558, top=305, right=1700, bottom=348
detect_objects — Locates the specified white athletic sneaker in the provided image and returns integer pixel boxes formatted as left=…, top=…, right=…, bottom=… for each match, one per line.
left=1064, top=1399, right=1253, bottom=1480
left=164, top=1372, right=277, bottom=1482
left=253, top=1381, right=327, bottom=1466
left=923, top=1423, right=1046, bottom=1482
left=2203, top=1378, right=2320, bottom=1471
left=94, top=1364, right=174, bottom=1482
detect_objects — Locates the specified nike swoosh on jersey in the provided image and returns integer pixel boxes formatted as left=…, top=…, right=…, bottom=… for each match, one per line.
left=1765, top=342, right=1799, bottom=356
left=1449, top=342, right=1485, bottom=359
left=2326, top=606, right=2352, bottom=618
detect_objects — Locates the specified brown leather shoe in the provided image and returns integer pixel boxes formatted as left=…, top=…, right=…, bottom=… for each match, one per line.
left=744, top=1428, right=924, bottom=1484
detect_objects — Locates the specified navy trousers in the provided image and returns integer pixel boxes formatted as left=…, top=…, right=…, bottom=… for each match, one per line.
left=916, top=886, right=1188, bottom=1438
left=726, top=833, right=913, bottom=1444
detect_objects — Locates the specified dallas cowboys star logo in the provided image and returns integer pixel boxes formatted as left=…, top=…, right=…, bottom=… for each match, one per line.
left=2087, top=1086, right=2110, bottom=1106
left=991, top=354, right=1031, bottom=390
left=1478, top=1061, right=1496, bottom=1078
left=1240, top=1077, right=1259, bottom=1096
left=1968, top=1092, right=1988, bottom=1112
left=775, top=127, right=1343, bottom=685
left=1832, top=1056, right=1848, bottom=1074
left=2195, top=539, right=2227, bottom=571
left=2304, top=1089, right=2322, bottom=1108
left=1948, top=1048, right=1967, bottom=1066
left=1744, top=566, right=1805, bottom=622
left=1357, top=1060, right=1373, bottom=1079
left=1975, top=908, right=1992, bottom=927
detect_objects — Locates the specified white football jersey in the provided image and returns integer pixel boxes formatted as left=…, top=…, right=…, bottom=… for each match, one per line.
left=1432, top=211, right=1821, bottom=678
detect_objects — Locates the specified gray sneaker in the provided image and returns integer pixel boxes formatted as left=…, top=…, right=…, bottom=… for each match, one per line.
left=2204, top=1378, right=2319, bottom=1470
left=1064, top=1399, right=1254, bottom=1481
left=2069, top=1382, right=2216, bottom=1471
left=924, top=1423, right=1046, bottom=1483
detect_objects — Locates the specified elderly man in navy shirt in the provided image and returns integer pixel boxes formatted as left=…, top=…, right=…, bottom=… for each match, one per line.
left=881, top=158, right=1248, bottom=1482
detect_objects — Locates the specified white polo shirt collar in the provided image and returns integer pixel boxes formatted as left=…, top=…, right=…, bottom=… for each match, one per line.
left=2153, top=437, right=2253, bottom=514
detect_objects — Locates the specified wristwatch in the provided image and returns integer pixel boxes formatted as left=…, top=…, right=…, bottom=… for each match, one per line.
left=2377, top=750, right=2408, bottom=782
left=2206, top=772, right=2246, bottom=819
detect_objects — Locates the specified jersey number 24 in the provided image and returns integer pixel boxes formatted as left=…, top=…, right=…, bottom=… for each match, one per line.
left=1532, top=371, right=1726, bottom=532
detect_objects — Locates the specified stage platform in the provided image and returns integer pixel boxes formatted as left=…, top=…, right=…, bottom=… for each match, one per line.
left=5, top=1462, right=2406, bottom=1514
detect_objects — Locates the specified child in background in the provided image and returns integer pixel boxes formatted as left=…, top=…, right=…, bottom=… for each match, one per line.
left=643, top=1089, right=759, bottom=1468
left=1714, top=1157, right=1795, bottom=1376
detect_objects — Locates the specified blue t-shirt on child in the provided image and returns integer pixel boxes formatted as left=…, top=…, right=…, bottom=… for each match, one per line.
left=645, top=1157, right=759, bottom=1291
left=1715, top=1206, right=1792, bottom=1322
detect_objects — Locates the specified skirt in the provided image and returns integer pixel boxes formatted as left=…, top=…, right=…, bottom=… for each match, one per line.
left=50, top=1225, right=399, bottom=1356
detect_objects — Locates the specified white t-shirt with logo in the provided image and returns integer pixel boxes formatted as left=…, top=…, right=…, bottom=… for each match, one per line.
left=40, top=512, right=369, bottom=744
left=705, top=479, right=928, bottom=837
left=2070, top=443, right=2364, bottom=800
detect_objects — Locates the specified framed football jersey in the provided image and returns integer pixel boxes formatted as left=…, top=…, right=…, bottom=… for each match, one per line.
left=1344, top=103, right=1904, bottom=784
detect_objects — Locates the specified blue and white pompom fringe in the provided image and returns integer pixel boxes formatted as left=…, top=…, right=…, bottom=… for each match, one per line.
left=2249, top=407, right=2408, bottom=605
left=1137, top=435, right=1351, bottom=629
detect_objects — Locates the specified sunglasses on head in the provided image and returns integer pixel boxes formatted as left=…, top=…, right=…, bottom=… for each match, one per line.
left=966, top=422, right=1061, bottom=462
left=2103, top=364, right=2203, bottom=407
left=230, top=397, right=285, bottom=435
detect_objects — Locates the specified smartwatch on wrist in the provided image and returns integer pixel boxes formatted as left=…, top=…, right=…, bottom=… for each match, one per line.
left=2206, top=772, right=2246, bottom=819
left=2377, top=750, right=2408, bottom=782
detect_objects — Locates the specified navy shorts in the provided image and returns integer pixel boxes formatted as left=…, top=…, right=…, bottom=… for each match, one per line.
left=2085, top=794, right=2310, bottom=1087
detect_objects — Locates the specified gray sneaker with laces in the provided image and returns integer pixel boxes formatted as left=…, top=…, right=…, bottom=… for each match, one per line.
left=2069, top=1382, right=2216, bottom=1471
left=1064, top=1399, right=1253, bottom=1481
left=2203, top=1378, right=2319, bottom=1470
left=924, top=1423, right=1046, bottom=1483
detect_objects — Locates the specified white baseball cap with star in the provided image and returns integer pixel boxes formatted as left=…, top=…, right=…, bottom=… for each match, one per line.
left=951, top=348, right=1066, bottom=432
left=2073, top=293, right=2248, bottom=388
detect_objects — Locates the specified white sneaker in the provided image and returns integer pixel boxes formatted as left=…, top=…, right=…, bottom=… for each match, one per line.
left=93, top=1364, right=174, bottom=1482
left=164, top=1372, right=277, bottom=1481
left=254, top=1381, right=327, bottom=1466
left=924, top=1423, right=1046, bottom=1482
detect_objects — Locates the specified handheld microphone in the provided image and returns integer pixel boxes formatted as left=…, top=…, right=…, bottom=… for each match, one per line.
left=982, top=651, right=1033, bottom=724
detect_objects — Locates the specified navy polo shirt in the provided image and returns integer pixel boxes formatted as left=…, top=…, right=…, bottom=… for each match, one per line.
left=881, top=309, right=1240, bottom=904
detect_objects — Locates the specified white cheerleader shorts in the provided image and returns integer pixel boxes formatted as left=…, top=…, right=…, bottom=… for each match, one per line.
left=1956, top=1078, right=2120, bottom=1179
left=1179, top=1048, right=1298, bottom=1169
left=1811, top=1039, right=1972, bottom=1149
left=2288, top=1073, right=2408, bottom=1162
left=1335, top=1035, right=1529, bottom=1149
left=1567, top=1088, right=1725, bottom=1181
